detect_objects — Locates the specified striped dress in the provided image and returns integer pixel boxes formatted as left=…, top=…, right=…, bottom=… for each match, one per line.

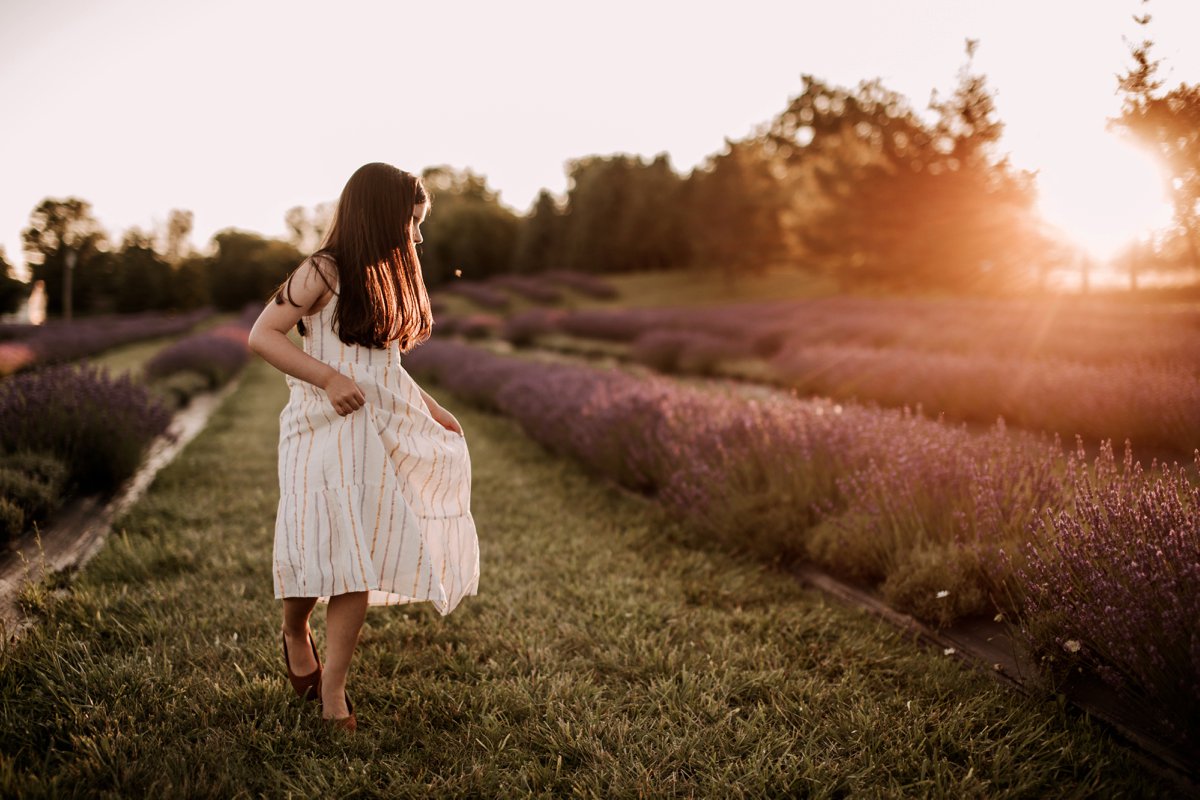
left=272, top=278, right=479, bottom=615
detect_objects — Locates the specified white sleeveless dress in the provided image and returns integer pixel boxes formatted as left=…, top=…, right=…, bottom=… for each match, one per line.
left=272, top=278, right=479, bottom=615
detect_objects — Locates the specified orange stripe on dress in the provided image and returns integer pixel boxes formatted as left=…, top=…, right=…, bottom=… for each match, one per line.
left=345, top=488, right=370, bottom=586
left=428, top=441, right=448, bottom=515
left=410, top=514, right=424, bottom=598
left=321, top=497, right=337, bottom=596
left=370, top=458, right=387, bottom=554
left=299, top=403, right=317, bottom=592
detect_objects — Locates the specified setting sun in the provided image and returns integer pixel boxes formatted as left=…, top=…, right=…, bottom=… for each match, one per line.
left=1034, top=130, right=1174, bottom=262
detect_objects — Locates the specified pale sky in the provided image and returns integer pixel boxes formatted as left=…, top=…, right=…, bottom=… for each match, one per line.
left=2, top=0, right=1198, bottom=276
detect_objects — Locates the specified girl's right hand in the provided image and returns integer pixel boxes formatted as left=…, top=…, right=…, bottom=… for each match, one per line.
left=322, top=370, right=366, bottom=416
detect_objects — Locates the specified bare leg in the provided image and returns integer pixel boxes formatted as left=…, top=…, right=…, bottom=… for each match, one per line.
left=321, top=590, right=368, bottom=719
left=281, top=597, right=319, bottom=675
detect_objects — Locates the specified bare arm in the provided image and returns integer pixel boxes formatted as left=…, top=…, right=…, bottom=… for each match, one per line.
left=415, top=384, right=438, bottom=412
left=248, top=257, right=366, bottom=416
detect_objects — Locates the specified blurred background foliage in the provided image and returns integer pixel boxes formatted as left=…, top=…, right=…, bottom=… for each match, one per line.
left=5, top=39, right=1198, bottom=320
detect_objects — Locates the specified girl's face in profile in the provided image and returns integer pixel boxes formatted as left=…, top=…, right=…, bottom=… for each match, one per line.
left=410, top=200, right=429, bottom=245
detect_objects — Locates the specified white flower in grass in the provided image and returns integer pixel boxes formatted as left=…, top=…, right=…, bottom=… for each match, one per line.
left=1063, top=639, right=1082, bottom=654
left=935, top=590, right=950, bottom=599
left=943, top=647, right=956, bottom=656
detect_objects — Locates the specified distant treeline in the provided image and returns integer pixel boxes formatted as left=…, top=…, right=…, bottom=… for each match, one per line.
left=4, top=37, right=1197, bottom=317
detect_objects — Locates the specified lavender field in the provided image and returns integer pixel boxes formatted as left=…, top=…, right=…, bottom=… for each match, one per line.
left=445, top=287, right=1200, bottom=456
left=0, top=305, right=257, bottom=543
left=0, top=308, right=214, bottom=377
left=403, top=338, right=1200, bottom=759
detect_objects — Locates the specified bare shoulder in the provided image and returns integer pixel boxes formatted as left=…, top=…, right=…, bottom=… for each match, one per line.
left=303, top=253, right=337, bottom=314
left=310, top=251, right=337, bottom=278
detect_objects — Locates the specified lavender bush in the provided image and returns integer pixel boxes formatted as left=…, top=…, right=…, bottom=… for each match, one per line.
left=0, top=323, right=37, bottom=342
left=1013, top=442, right=1200, bottom=753
left=630, top=329, right=761, bottom=376
left=0, top=308, right=215, bottom=377
left=455, top=313, right=504, bottom=339
left=405, top=338, right=1199, bottom=743
left=405, top=340, right=527, bottom=412
left=491, top=275, right=565, bottom=304
left=537, top=293, right=1200, bottom=369
left=0, top=451, right=69, bottom=543
left=144, top=324, right=251, bottom=389
left=809, top=418, right=1066, bottom=624
left=445, top=282, right=511, bottom=311
left=499, top=308, right=567, bottom=346
left=769, top=344, right=1200, bottom=454
left=0, top=364, right=172, bottom=493
left=542, top=270, right=620, bottom=299
left=502, top=295, right=1200, bottom=455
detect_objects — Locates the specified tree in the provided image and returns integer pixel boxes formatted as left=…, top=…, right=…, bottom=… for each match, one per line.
left=170, top=254, right=212, bottom=310
left=206, top=229, right=301, bottom=310
left=1112, top=1, right=1200, bottom=268
left=559, top=153, right=689, bottom=274
left=112, top=228, right=172, bottom=312
left=685, top=138, right=787, bottom=280
left=21, top=197, right=110, bottom=316
left=157, top=208, right=195, bottom=266
left=284, top=202, right=335, bottom=254
left=616, top=153, right=691, bottom=272
left=766, top=45, right=1049, bottom=293
left=512, top=190, right=564, bottom=274
left=418, top=166, right=520, bottom=284
left=560, top=155, right=635, bottom=274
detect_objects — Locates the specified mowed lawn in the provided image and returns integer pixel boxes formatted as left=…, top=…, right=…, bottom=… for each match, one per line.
left=0, top=358, right=1173, bottom=798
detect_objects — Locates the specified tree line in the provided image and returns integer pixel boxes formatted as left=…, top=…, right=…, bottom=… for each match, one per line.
left=5, top=26, right=1198, bottom=318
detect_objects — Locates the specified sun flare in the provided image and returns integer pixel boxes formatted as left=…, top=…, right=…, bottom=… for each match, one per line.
left=1034, top=130, right=1175, bottom=262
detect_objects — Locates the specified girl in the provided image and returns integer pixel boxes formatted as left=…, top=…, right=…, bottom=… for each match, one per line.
left=249, top=162, right=480, bottom=732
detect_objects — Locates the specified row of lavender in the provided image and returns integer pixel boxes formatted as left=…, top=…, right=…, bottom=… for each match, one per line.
left=449, top=299, right=1200, bottom=455
left=496, top=293, right=1200, bottom=367
left=437, top=270, right=619, bottom=313
left=403, top=339, right=1199, bottom=754
left=0, top=306, right=258, bottom=543
left=0, top=308, right=216, bottom=377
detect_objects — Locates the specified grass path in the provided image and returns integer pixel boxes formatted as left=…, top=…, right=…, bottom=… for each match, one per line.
left=0, top=359, right=1171, bottom=797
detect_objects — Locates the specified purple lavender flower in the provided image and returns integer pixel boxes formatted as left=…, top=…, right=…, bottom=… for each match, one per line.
left=0, top=363, right=172, bottom=493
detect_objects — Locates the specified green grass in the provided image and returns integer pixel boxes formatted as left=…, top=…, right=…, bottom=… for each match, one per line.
left=0, top=359, right=1173, bottom=797
left=593, top=265, right=839, bottom=308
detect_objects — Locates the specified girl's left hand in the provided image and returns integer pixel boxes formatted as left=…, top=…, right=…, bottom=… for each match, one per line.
left=429, top=402, right=464, bottom=436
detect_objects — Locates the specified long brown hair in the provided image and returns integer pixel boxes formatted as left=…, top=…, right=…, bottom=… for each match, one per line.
left=271, top=162, right=433, bottom=352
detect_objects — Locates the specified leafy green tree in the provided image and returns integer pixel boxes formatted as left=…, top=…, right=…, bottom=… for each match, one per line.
left=206, top=229, right=302, bottom=310
left=560, top=155, right=633, bottom=274
left=617, top=153, right=691, bottom=272
left=419, top=166, right=520, bottom=284
left=685, top=138, right=787, bottom=279
left=560, top=153, right=689, bottom=274
left=1112, top=1, right=1200, bottom=268
left=21, top=197, right=110, bottom=316
left=170, top=254, right=213, bottom=310
left=512, top=190, right=564, bottom=274
left=767, top=44, right=1048, bottom=293
left=112, top=229, right=172, bottom=312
